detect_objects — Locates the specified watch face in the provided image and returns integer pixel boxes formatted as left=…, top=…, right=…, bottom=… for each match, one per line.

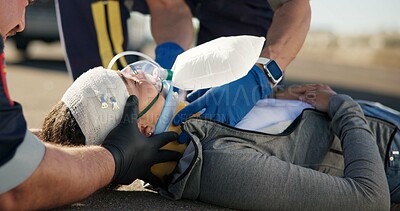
left=266, top=60, right=283, bottom=81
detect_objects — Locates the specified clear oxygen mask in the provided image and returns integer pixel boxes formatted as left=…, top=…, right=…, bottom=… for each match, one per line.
left=108, top=51, right=172, bottom=96
left=108, top=51, right=180, bottom=134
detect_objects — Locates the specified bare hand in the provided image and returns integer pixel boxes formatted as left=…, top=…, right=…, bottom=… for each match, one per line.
left=275, top=84, right=307, bottom=100
left=298, top=84, right=337, bottom=112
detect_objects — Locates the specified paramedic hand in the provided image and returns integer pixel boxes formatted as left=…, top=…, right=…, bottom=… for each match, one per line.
left=102, top=95, right=181, bottom=186
left=173, top=65, right=272, bottom=129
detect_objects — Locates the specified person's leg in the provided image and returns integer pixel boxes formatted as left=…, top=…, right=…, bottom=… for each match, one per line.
left=56, top=0, right=130, bottom=80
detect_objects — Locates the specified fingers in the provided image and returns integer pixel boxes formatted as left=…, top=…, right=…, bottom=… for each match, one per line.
left=275, top=84, right=307, bottom=100
left=286, top=84, right=331, bottom=92
left=201, top=111, right=223, bottom=124
left=172, top=99, right=205, bottom=126
left=154, top=150, right=183, bottom=164
left=298, top=86, right=336, bottom=112
left=186, top=89, right=209, bottom=102
left=277, top=84, right=334, bottom=103
left=302, top=84, right=333, bottom=92
left=298, top=85, right=317, bottom=102
left=141, top=172, right=164, bottom=188
left=152, top=131, right=179, bottom=148
left=178, top=130, right=191, bottom=144
left=120, top=95, right=139, bottom=125
left=299, top=91, right=317, bottom=107
left=288, top=84, right=308, bottom=94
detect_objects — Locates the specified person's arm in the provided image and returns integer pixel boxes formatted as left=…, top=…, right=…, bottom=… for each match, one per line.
left=296, top=86, right=390, bottom=208
left=202, top=86, right=390, bottom=210
left=0, top=96, right=181, bottom=210
left=172, top=65, right=272, bottom=127
left=147, top=0, right=193, bottom=51
left=146, top=0, right=192, bottom=69
left=261, top=0, right=311, bottom=70
left=0, top=144, right=114, bottom=210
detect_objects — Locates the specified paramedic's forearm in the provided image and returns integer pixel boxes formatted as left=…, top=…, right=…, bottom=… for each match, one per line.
left=261, top=0, right=311, bottom=70
left=0, top=144, right=114, bottom=210
left=148, top=0, right=193, bottom=50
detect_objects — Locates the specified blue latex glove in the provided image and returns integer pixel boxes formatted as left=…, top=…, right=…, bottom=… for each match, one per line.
left=155, top=42, right=184, bottom=69
left=186, top=88, right=209, bottom=102
left=173, top=65, right=272, bottom=128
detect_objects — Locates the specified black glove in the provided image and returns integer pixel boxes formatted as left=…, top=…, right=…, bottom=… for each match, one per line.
left=102, top=95, right=181, bottom=186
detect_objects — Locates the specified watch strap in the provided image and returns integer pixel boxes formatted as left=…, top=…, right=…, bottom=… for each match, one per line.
left=256, top=57, right=283, bottom=87
left=257, top=57, right=271, bottom=65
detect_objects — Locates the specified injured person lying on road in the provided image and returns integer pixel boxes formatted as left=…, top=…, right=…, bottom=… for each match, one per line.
left=39, top=42, right=399, bottom=210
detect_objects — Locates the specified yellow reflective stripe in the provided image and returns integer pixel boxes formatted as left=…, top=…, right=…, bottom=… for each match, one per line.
left=107, top=1, right=127, bottom=68
left=91, top=2, right=116, bottom=69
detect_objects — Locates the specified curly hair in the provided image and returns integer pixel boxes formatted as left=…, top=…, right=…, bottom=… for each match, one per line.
left=41, top=101, right=85, bottom=146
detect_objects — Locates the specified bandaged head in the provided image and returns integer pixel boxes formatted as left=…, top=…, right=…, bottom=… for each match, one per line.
left=61, top=67, right=129, bottom=145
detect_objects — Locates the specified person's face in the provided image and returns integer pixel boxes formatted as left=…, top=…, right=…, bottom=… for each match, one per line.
left=0, top=0, right=30, bottom=42
left=118, top=72, right=166, bottom=137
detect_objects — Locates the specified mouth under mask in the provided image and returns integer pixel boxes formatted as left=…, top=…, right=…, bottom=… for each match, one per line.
left=109, top=51, right=179, bottom=134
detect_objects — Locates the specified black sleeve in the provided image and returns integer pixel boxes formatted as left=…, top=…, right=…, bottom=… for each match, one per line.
left=0, top=103, right=27, bottom=166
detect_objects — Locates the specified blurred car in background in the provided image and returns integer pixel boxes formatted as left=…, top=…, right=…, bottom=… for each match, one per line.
left=11, top=0, right=59, bottom=52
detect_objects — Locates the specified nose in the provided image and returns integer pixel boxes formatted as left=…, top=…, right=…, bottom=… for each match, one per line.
left=14, top=24, right=24, bottom=33
left=17, top=14, right=26, bottom=32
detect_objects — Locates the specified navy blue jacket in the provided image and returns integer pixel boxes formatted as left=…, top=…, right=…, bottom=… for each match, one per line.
left=0, top=39, right=27, bottom=166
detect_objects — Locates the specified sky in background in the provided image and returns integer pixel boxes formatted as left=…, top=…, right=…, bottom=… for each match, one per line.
left=310, top=0, right=400, bottom=35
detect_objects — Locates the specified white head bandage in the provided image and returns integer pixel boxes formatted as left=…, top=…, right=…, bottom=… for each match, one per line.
left=61, top=67, right=129, bottom=145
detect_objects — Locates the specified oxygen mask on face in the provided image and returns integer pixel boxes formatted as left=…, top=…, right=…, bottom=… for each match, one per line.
left=121, top=60, right=171, bottom=96
left=108, top=51, right=180, bottom=133
left=108, top=51, right=173, bottom=96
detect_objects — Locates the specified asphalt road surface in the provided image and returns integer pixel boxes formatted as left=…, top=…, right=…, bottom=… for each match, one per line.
left=4, top=45, right=400, bottom=210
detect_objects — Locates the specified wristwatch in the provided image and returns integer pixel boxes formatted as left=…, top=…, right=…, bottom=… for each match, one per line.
left=256, top=57, right=284, bottom=87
